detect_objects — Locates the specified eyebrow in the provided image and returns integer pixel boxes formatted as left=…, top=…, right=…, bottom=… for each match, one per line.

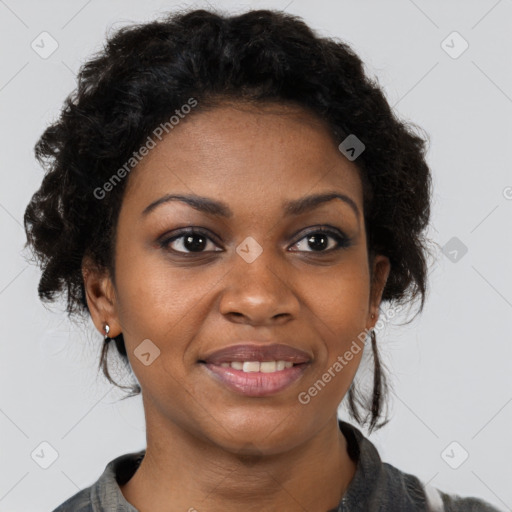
left=141, top=191, right=360, bottom=221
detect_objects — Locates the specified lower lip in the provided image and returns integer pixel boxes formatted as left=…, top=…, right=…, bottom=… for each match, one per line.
left=202, top=363, right=309, bottom=397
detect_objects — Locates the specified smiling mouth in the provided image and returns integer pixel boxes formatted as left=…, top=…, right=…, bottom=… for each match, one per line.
left=200, top=361, right=310, bottom=397
left=215, top=360, right=295, bottom=372
left=198, top=343, right=311, bottom=397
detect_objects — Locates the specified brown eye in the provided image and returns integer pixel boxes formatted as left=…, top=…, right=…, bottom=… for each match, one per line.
left=290, top=227, right=351, bottom=253
left=160, top=229, right=222, bottom=254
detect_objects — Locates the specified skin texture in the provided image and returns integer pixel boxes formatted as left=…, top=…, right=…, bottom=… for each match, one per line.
left=82, top=102, right=390, bottom=512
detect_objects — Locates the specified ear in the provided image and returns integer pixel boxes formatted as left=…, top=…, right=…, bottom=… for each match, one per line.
left=366, top=254, right=391, bottom=331
left=82, top=255, right=121, bottom=338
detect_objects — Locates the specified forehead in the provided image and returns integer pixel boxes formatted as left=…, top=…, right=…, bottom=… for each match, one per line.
left=122, top=102, right=364, bottom=214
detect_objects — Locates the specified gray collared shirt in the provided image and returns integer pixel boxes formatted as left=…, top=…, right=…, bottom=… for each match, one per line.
left=51, top=421, right=504, bottom=511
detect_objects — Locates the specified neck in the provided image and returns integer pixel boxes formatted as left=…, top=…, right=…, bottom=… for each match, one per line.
left=120, top=414, right=357, bottom=512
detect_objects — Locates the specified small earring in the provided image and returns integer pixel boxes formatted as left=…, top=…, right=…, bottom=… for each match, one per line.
left=103, top=323, right=112, bottom=344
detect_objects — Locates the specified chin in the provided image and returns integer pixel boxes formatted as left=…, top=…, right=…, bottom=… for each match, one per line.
left=204, top=409, right=307, bottom=457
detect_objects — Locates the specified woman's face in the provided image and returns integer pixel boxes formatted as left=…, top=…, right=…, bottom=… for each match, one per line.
left=86, top=102, right=390, bottom=455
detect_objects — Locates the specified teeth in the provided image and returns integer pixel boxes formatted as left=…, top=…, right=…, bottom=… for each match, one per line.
left=219, top=360, right=295, bottom=373
left=242, top=361, right=260, bottom=372
left=260, top=361, right=276, bottom=373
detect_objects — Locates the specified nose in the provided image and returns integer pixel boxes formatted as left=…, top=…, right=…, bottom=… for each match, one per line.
left=219, top=248, right=300, bottom=326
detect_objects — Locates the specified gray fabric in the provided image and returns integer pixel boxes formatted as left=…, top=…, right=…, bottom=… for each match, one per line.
left=51, top=421, right=503, bottom=511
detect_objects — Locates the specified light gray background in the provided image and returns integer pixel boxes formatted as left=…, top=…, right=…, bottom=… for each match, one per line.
left=0, top=1, right=511, bottom=511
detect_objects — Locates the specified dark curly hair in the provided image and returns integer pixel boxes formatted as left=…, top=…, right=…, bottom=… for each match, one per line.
left=23, top=7, right=434, bottom=433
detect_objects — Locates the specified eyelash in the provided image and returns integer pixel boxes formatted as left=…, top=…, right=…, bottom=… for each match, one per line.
left=158, top=226, right=352, bottom=255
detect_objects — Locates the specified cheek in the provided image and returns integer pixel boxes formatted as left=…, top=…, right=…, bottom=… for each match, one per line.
left=326, top=291, right=369, bottom=376
left=113, top=247, right=221, bottom=387
left=307, top=256, right=370, bottom=327
left=114, top=245, right=202, bottom=332
left=302, top=330, right=366, bottom=411
left=304, top=258, right=370, bottom=386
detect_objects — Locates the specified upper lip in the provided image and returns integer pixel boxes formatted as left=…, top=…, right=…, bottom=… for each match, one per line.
left=201, top=343, right=312, bottom=365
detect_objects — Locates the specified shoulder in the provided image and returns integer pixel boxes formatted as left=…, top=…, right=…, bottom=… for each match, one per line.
left=339, top=420, right=503, bottom=512
left=381, top=462, right=503, bottom=512
left=49, top=449, right=145, bottom=512
left=437, top=486, right=504, bottom=512
left=50, top=486, right=94, bottom=512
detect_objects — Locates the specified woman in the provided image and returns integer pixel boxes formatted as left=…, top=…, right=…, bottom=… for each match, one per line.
left=24, top=8, right=502, bottom=512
